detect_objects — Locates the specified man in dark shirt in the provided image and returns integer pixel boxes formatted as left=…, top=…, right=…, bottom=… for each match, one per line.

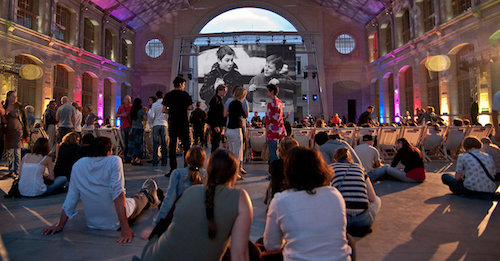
left=251, top=111, right=262, bottom=127
left=358, top=105, right=376, bottom=126
left=207, top=84, right=227, bottom=152
left=189, top=102, right=207, bottom=146
left=162, top=76, right=193, bottom=176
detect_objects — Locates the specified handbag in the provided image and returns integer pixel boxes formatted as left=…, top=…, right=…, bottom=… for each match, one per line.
left=4, top=178, right=21, bottom=198
left=467, top=152, right=496, bottom=182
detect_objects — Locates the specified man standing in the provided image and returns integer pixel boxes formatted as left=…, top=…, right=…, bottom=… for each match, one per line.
left=251, top=111, right=262, bottom=127
left=72, top=102, right=82, bottom=136
left=265, top=84, right=286, bottom=163
left=207, top=85, right=227, bottom=152
left=189, top=101, right=207, bottom=146
left=117, top=95, right=132, bottom=163
left=56, top=96, right=76, bottom=143
left=43, top=137, right=159, bottom=243
left=492, top=91, right=500, bottom=141
left=148, top=91, right=169, bottom=166
left=43, top=101, right=58, bottom=151
left=358, top=105, right=376, bottom=126
left=162, top=76, right=193, bottom=176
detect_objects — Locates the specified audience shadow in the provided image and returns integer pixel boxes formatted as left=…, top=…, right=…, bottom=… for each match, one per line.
left=383, top=195, right=500, bottom=261
left=373, top=181, right=421, bottom=197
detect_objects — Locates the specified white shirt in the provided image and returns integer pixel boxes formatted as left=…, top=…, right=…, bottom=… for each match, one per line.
left=74, top=110, right=82, bottom=132
left=62, top=156, right=131, bottom=230
left=148, top=99, right=168, bottom=127
left=18, top=155, right=48, bottom=197
left=354, top=143, right=381, bottom=173
left=264, top=186, right=351, bottom=261
left=493, top=91, right=500, bottom=111
left=455, top=149, right=497, bottom=193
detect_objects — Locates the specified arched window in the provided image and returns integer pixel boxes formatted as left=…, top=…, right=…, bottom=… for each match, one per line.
left=386, top=73, right=395, bottom=121
left=104, top=29, right=114, bottom=60
left=83, top=18, right=95, bottom=53
left=452, top=0, right=472, bottom=17
left=16, top=0, right=38, bottom=30
left=53, top=65, right=70, bottom=103
left=399, top=67, right=414, bottom=115
left=82, top=73, right=95, bottom=108
left=456, top=44, right=474, bottom=117
left=368, top=31, right=378, bottom=63
left=15, top=55, right=38, bottom=107
left=426, top=69, right=440, bottom=114
left=104, top=79, right=113, bottom=122
left=55, top=4, right=71, bottom=42
left=423, top=0, right=436, bottom=32
left=121, top=39, right=131, bottom=66
left=381, top=22, right=393, bottom=55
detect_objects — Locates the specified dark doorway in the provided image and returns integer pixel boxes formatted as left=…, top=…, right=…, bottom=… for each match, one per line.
left=348, top=99, right=356, bottom=123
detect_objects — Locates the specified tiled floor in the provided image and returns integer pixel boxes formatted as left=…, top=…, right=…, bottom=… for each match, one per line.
left=1, top=157, right=499, bottom=261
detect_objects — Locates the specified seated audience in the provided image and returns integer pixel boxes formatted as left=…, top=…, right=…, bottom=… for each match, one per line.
left=315, top=132, right=360, bottom=164
left=442, top=137, right=498, bottom=198
left=76, top=133, right=95, bottom=158
left=141, top=146, right=206, bottom=239
left=264, top=146, right=352, bottom=261
left=331, top=148, right=381, bottom=232
left=330, top=113, right=342, bottom=126
left=370, top=138, right=426, bottom=182
left=481, top=137, right=500, bottom=178
left=43, top=137, right=160, bottom=243
left=453, top=118, right=464, bottom=126
left=140, top=149, right=253, bottom=260
left=19, top=138, right=67, bottom=197
left=354, top=135, right=387, bottom=180
left=264, top=137, right=299, bottom=208
left=54, top=132, right=81, bottom=181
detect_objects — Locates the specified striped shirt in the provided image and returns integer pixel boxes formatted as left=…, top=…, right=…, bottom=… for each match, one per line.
left=330, top=162, right=369, bottom=215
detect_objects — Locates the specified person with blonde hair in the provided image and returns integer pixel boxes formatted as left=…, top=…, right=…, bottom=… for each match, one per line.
left=331, top=148, right=381, bottom=233
left=225, top=86, right=248, bottom=175
left=54, top=132, right=81, bottom=181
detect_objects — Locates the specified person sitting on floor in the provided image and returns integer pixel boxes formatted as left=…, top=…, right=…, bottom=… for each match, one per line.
left=43, top=137, right=160, bottom=243
left=140, top=149, right=253, bottom=260
left=354, top=135, right=387, bottom=180
left=18, top=138, right=67, bottom=197
left=54, top=132, right=81, bottom=181
left=331, top=148, right=381, bottom=233
left=315, top=131, right=361, bottom=165
left=370, top=138, right=426, bottom=183
left=264, top=146, right=353, bottom=261
left=481, top=137, right=500, bottom=179
left=442, top=136, right=499, bottom=199
left=76, top=133, right=95, bottom=158
left=141, top=146, right=207, bottom=239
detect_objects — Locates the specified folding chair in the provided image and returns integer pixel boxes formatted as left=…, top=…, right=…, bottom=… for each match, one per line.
left=400, top=126, right=426, bottom=147
left=293, top=128, right=313, bottom=147
left=443, top=126, right=468, bottom=161
left=248, top=129, right=267, bottom=160
left=420, top=126, right=447, bottom=162
left=113, top=128, right=126, bottom=156
left=377, top=126, right=402, bottom=160
left=336, top=127, right=357, bottom=147
left=95, top=128, right=121, bottom=156
left=466, top=125, right=492, bottom=140
left=30, top=127, right=49, bottom=146
left=357, top=127, right=379, bottom=146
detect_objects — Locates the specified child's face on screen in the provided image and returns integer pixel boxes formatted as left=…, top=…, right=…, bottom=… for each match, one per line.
left=264, top=62, right=277, bottom=77
left=218, top=54, right=235, bottom=72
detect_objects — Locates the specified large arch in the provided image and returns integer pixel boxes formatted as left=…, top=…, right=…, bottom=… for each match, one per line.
left=103, top=77, right=117, bottom=126
left=382, top=72, right=394, bottom=123
left=448, top=43, right=474, bottom=119
left=53, top=64, right=75, bottom=105
left=419, top=57, right=440, bottom=114
left=15, top=54, right=44, bottom=120
left=399, top=65, right=414, bottom=116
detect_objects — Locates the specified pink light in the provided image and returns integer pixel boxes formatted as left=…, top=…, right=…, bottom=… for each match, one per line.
left=394, top=88, right=400, bottom=123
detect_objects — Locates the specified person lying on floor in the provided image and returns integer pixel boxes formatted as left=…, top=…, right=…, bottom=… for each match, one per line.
left=442, top=136, right=499, bottom=200
left=43, top=137, right=160, bottom=243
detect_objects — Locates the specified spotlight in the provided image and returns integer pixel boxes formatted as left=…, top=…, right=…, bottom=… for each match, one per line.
left=313, top=95, right=318, bottom=101
left=302, top=95, right=308, bottom=101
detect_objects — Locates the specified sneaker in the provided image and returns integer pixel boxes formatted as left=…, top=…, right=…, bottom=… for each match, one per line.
left=240, top=168, right=247, bottom=175
left=141, top=178, right=160, bottom=207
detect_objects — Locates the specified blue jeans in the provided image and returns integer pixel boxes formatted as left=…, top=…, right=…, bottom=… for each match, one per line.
left=44, top=176, right=68, bottom=196
left=268, top=140, right=278, bottom=163
left=129, top=128, right=144, bottom=159
left=121, top=127, right=131, bottom=161
left=347, top=196, right=381, bottom=228
left=8, top=148, right=21, bottom=174
left=367, top=166, right=389, bottom=181
left=152, top=125, right=168, bottom=165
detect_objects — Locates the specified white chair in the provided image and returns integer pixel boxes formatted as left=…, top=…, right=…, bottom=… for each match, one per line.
left=421, top=126, right=448, bottom=162
left=400, top=126, right=426, bottom=147
left=443, top=126, right=468, bottom=161
left=377, top=126, right=402, bottom=159
left=466, top=125, right=492, bottom=140
left=293, top=128, right=313, bottom=147
left=336, top=127, right=357, bottom=147
left=248, top=129, right=267, bottom=160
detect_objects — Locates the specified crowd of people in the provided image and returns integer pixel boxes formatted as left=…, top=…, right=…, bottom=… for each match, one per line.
left=2, top=76, right=500, bottom=261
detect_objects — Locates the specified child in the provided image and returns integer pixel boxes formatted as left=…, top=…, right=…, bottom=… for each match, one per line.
left=199, top=45, right=243, bottom=105
left=248, top=54, right=298, bottom=106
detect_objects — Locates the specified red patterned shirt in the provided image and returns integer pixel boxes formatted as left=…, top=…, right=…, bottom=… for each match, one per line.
left=266, top=97, right=286, bottom=141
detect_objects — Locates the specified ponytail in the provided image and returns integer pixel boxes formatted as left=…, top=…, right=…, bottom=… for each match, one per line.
left=188, top=166, right=203, bottom=185
left=205, top=182, right=217, bottom=239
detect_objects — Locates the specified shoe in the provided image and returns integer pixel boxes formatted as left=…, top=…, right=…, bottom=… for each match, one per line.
left=141, top=178, right=160, bottom=207
left=240, top=168, right=247, bottom=175
left=131, top=160, right=143, bottom=166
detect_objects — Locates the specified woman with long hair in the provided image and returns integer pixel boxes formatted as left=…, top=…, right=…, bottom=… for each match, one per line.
left=264, top=147, right=352, bottom=260
left=18, top=138, right=67, bottom=197
left=141, top=146, right=207, bottom=239
left=140, top=149, right=253, bottom=261
left=3, top=91, right=28, bottom=178
left=128, top=98, right=147, bottom=165
left=370, top=138, right=426, bottom=182
left=54, top=132, right=81, bottom=181
left=332, top=148, right=381, bottom=232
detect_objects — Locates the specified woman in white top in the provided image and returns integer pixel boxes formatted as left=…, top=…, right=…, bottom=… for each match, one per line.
left=18, top=138, right=67, bottom=197
left=264, top=146, right=353, bottom=261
